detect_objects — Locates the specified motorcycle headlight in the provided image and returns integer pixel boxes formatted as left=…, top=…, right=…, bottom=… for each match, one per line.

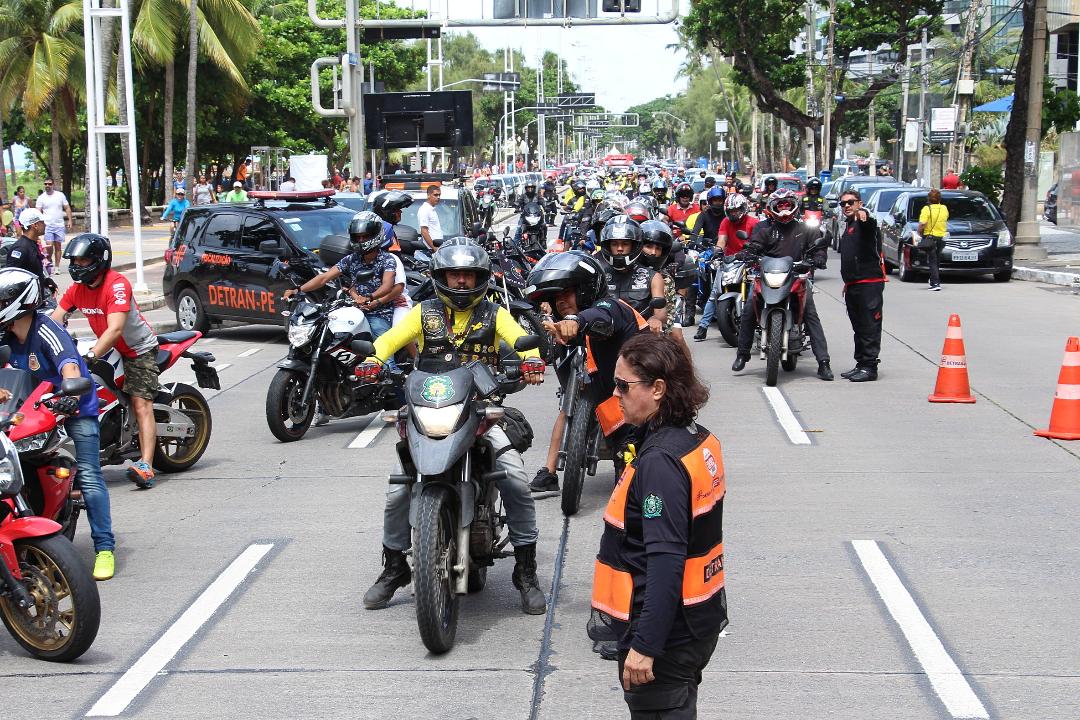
left=0, top=434, right=24, bottom=496
left=721, top=267, right=742, bottom=286
left=526, top=215, right=541, bottom=225
left=804, top=216, right=820, bottom=228
left=14, top=431, right=50, bottom=454
left=996, top=229, right=1014, bottom=247
left=413, top=404, right=465, bottom=438
left=288, top=322, right=318, bottom=348
left=763, top=272, right=789, bottom=288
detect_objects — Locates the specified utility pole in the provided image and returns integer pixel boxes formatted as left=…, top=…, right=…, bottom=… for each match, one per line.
left=751, top=96, right=759, bottom=178
left=951, top=0, right=985, bottom=172
left=822, top=0, right=836, bottom=170
left=804, top=0, right=817, bottom=175
left=1014, top=0, right=1049, bottom=259
left=916, top=27, right=928, bottom=185
left=869, top=51, right=877, bottom=176
left=899, top=49, right=911, bottom=180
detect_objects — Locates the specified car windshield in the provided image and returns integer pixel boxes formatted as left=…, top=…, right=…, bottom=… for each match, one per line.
left=909, top=195, right=1000, bottom=222
left=275, top=207, right=357, bottom=251
left=399, top=198, right=462, bottom=237
left=777, top=178, right=803, bottom=192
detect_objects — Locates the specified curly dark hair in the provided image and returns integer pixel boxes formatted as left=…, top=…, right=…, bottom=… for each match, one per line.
left=618, top=333, right=709, bottom=428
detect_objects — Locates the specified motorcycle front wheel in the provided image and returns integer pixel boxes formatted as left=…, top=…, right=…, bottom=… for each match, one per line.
left=0, top=534, right=100, bottom=662
left=716, top=298, right=739, bottom=347
left=153, top=383, right=213, bottom=472
left=414, top=485, right=460, bottom=654
left=265, top=370, right=315, bottom=442
left=561, top=397, right=595, bottom=517
left=765, top=313, right=783, bottom=387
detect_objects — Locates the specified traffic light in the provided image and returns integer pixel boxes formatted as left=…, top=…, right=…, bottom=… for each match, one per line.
left=603, top=0, right=642, bottom=10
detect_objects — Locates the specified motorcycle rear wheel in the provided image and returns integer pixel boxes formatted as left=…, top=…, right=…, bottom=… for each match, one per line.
left=265, top=370, right=314, bottom=442
left=561, top=397, right=595, bottom=517
left=765, top=313, right=783, bottom=387
left=153, top=383, right=213, bottom=472
left=716, top=298, right=739, bottom=347
left=415, top=485, right=460, bottom=653
left=0, top=534, right=100, bottom=662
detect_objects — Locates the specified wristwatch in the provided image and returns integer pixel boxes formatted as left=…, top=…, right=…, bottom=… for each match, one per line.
left=85, top=350, right=96, bottom=361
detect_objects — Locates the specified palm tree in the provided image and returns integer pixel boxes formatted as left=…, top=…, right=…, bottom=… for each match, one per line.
left=184, top=0, right=197, bottom=194
left=0, top=0, right=85, bottom=193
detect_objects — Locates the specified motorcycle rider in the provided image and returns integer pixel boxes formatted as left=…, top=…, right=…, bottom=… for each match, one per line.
left=357, top=239, right=549, bottom=615
left=694, top=193, right=760, bottom=341
left=515, top=179, right=541, bottom=213
left=561, top=179, right=588, bottom=214
left=801, top=178, right=826, bottom=214
left=639, top=220, right=682, bottom=335
left=1, top=268, right=116, bottom=580
left=597, top=215, right=667, bottom=333
left=652, top=179, right=669, bottom=207
left=755, top=175, right=779, bottom=212
left=730, top=189, right=834, bottom=381
left=665, top=183, right=698, bottom=236
left=368, top=190, right=414, bottom=254
left=691, top=187, right=727, bottom=247
left=53, top=233, right=161, bottom=489
left=697, top=176, right=718, bottom=209
left=527, top=251, right=648, bottom=495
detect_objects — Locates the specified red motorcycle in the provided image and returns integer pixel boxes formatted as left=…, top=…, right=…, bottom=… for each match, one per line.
left=0, top=355, right=100, bottom=662
left=76, top=330, right=219, bottom=473
left=749, top=249, right=823, bottom=387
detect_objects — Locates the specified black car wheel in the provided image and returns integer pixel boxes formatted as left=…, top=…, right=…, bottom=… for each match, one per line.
left=897, top=246, right=918, bottom=283
left=176, top=288, right=211, bottom=334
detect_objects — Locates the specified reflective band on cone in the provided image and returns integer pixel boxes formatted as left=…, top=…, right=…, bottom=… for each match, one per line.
left=1035, top=337, right=1080, bottom=440
left=929, top=314, right=976, bottom=403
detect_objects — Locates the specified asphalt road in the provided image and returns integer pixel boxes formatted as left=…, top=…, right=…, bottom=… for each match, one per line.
left=3, top=224, right=1080, bottom=720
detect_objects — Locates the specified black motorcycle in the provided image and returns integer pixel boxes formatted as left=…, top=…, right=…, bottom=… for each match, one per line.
left=518, top=202, right=547, bottom=257
left=356, top=335, right=539, bottom=653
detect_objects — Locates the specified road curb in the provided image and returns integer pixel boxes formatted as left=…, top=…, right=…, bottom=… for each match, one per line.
left=1012, top=265, right=1080, bottom=287
left=114, top=257, right=166, bottom=273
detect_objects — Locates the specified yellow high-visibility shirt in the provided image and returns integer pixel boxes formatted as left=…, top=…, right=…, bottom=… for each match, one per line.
left=370, top=302, right=540, bottom=363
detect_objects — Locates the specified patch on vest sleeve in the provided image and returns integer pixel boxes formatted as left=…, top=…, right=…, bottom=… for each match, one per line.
left=642, top=494, right=664, bottom=519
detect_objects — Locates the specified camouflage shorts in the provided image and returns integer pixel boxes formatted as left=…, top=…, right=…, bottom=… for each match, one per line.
left=124, top=350, right=161, bottom=400
left=662, top=274, right=677, bottom=332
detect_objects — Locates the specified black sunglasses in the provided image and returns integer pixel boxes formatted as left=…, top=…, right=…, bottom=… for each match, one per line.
left=839, top=199, right=858, bottom=207
left=613, top=377, right=650, bottom=393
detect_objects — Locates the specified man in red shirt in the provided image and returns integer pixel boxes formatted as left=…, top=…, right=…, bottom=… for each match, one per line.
left=665, top=183, right=698, bottom=236
left=717, top=193, right=758, bottom=256
left=54, top=234, right=162, bottom=488
left=941, top=169, right=962, bottom=190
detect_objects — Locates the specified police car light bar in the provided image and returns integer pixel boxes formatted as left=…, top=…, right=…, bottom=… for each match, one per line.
left=247, top=189, right=337, bottom=201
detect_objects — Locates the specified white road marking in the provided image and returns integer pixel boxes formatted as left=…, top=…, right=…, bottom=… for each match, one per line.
left=761, top=386, right=811, bottom=445
left=211, top=363, right=231, bottom=372
left=851, top=540, right=989, bottom=719
left=86, top=543, right=275, bottom=717
left=348, top=418, right=386, bottom=448
left=237, top=348, right=261, bottom=358
left=199, top=337, right=216, bottom=343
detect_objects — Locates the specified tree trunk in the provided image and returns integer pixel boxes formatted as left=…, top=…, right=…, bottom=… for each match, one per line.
left=184, top=0, right=198, bottom=194
left=163, top=58, right=176, bottom=206
left=139, top=93, right=155, bottom=218
left=1002, top=0, right=1037, bottom=236
left=0, top=105, right=8, bottom=200
left=50, top=109, right=61, bottom=181
left=7, top=145, right=16, bottom=190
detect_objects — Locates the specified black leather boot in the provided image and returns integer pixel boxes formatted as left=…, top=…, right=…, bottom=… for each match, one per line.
left=512, top=544, right=547, bottom=615
left=362, top=547, right=411, bottom=610
left=731, top=355, right=749, bottom=372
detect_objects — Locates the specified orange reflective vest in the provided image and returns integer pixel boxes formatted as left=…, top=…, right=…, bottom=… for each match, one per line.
left=584, top=300, right=648, bottom=437
left=591, top=426, right=728, bottom=637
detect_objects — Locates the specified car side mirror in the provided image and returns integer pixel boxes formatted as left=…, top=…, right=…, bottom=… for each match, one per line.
left=259, top=239, right=287, bottom=257
left=350, top=339, right=376, bottom=357
left=0, top=345, right=10, bottom=367
left=514, top=334, right=540, bottom=352
left=60, top=377, right=92, bottom=397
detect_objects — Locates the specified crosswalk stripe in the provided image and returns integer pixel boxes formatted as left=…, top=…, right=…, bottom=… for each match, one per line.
left=348, top=418, right=386, bottom=448
left=237, top=348, right=262, bottom=357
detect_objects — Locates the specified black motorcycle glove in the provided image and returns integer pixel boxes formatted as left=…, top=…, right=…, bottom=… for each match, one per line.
left=51, top=396, right=80, bottom=416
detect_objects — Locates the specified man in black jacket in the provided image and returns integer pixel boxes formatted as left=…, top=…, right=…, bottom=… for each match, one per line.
left=731, top=190, right=833, bottom=380
left=5, top=208, right=48, bottom=283
left=837, top=189, right=885, bottom=382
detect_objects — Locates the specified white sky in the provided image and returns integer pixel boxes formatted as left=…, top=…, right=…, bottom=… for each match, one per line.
left=415, top=0, right=690, bottom=112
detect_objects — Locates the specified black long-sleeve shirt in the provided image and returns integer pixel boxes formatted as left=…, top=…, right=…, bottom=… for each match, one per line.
left=5, top=234, right=46, bottom=283
left=745, top=218, right=826, bottom=268
left=839, top=213, right=883, bottom=283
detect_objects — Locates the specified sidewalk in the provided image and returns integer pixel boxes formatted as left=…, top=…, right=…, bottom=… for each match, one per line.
left=1014, top=221, right=1080, bottom=288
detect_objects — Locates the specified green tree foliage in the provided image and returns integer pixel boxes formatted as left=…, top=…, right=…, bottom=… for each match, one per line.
left=961, top=164, right=1003, bottom=205
left=1043, top=83, right=1080, bottom=138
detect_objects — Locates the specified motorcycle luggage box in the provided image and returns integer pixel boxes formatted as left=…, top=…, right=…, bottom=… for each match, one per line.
left=319, top=234, right=353, bottom=267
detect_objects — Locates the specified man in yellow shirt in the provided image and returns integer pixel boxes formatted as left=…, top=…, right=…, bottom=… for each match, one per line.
left=358, top=239, right=550, bottom=615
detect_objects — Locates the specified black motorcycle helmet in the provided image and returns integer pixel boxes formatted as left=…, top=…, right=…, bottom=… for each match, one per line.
left=347, top=210, right=386, bottom=254
left=639, top=220, right=674, bottom=270
left=0, top=268, right=43, bottom=328
left=369, top=190, right=413, bottom=223
left=525, top=250, right=608, bottom=317
left=674, top=182, right=694, bottom=201
left=806, top=177, right=822, bottom=195
left=599, top=215, right=644, bottom=272
left=571, top=179, right=586, bottom=195
left=763, top=175, right=778, bottom=192
left=430, top=239, right=492, bottom=311
left=63, top=233, right=113, bottom=285
left=590, top=205, right=620, bottom=238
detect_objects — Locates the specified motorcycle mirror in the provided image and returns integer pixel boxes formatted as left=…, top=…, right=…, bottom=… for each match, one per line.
left=470, top=221, right=484, bottom=236
left=502, top=227, right=511, bottom=238
left=0, top=345, right=10, bottom=367
left=514, top=334, right=541, bottom=352
left=60, top=377, right=92, bottom=397
left=353, top=269, right=376, bottom=283
left=350, top=339, right=376, bottom=357
left=649, top=297, right=667, bottom=310
left=812, top=233, right=831, bottom=249
left=735, top=230, right=749, bottom=240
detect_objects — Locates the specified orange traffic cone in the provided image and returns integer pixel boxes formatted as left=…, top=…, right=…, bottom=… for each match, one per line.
left=1035, top=337, right=1080, bottom=440
left=928, top=314, right=976, bottom=403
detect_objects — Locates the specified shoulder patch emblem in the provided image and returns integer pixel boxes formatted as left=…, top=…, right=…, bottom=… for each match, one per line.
left=642, top=493, right=664, bottom=519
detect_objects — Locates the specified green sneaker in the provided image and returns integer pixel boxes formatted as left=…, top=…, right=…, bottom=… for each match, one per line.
left=93, top=550, right=115, bottom=581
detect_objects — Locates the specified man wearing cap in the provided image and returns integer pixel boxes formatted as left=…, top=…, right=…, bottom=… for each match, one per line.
left=223, top=181, right=248, bottom=203
left=4, top=208, right=50, bottom=283
left=161, top=187, right=190, bottom=227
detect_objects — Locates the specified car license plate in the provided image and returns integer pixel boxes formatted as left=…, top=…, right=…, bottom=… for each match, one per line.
left=952, top=250, right=978, bottom=262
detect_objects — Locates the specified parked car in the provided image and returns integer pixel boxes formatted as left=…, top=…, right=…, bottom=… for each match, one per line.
left=1044, top=182, right=1058, bottom=224
left=860, top=185, right=928, bottom=251
left=879, top=190, right=1014, bottom=283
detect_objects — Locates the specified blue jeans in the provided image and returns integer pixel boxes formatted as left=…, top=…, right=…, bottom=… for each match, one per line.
left=66, top=416, right=114, bottom=552
left=698, top=297, right=719, bottom=329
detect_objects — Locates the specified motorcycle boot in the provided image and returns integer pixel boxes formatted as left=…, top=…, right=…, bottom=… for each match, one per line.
left=512, top=543, right=547, bottom=615
left=363, top=546, right=411, bottom=610
left=731, top=355, right=749, bottom=372
left=693, top=326, right=707, bottom=342
left=817, top=361, right=834, bottom=381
